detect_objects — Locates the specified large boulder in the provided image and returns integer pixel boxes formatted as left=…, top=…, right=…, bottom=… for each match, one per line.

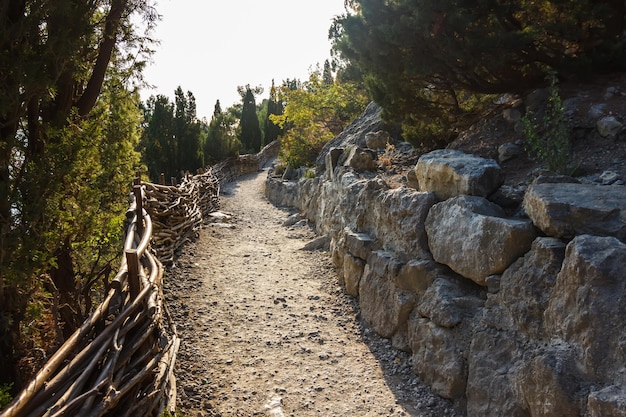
left=425, top=196, right=537, bottom=285
left=417, top=275, right=484, bottom=328
left=415, top=149, right=504, bottom=200
left=523, top=183, right=626, bottom=241
left=359, top=252, right=416, bottom=339
left=466, top=329, right=527, bottom=417
left=489, top=237, right=566, bottom=338
left=408, top=316, right=469, bottom=400
left=357, top=186, right=436, bottom=260
left=544, top=235, right=626, bottom=381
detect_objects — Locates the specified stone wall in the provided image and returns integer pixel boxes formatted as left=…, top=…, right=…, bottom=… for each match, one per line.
left=265, top=105, right=626, bottom=416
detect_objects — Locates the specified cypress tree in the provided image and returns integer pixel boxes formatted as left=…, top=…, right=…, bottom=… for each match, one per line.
left=239, top=87, right=262, bottom=153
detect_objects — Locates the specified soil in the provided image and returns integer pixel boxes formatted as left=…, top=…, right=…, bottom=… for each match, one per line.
left=165, top=170, right=462, bottom=417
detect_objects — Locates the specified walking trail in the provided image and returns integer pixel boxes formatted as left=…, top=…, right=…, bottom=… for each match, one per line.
left=164, top=168, right=459, bottom=417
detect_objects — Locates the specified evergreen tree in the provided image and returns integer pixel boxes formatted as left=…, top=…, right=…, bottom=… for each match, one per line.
left=323, top=60, right=334, bottom=85
left=204, top=101, right=240, bottom=163
left=239, top=86, right=263, bottom=153
left=0, top=0, right=154, bottom=386
left=264, top=80, right=285, bottom=145
left=332, top=0, right=626, bottom=146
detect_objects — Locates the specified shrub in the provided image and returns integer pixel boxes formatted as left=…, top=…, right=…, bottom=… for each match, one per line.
left=521, top=73, right=570, bottom=174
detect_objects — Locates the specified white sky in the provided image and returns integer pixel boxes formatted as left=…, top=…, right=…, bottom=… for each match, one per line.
left=140, top=0, right=347, bottom=120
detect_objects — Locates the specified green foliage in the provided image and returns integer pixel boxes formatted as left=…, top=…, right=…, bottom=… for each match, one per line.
left=264, top=80, right=285, bottom=145
left=0, top=0, right=155, bottom=385
left=0, top=383, right=12, bottom=410
left=141, top=87, right=206, bottom=182
left=521, top=73, right=570, bottom=174
left=331, top=0, right=626, bottom=147
left=239, top=86, right=263, bottom=154
left=271, top=72, right=368, bottom=168
left=203, top=101, right=241, bottom=164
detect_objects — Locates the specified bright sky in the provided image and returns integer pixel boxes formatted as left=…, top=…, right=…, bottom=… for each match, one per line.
left=141, top=0, right=347, bottom=120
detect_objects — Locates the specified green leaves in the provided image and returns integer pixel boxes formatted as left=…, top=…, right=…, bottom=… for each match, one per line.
left=273, top=72, right=368, bottom=168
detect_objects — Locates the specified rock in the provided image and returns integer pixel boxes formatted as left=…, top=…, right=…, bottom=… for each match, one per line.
left=316, top=102, right=383, bottom=170
left=523, top=183, right=626, bottom=241
left=600, top=170, right=621, bottom=185
left=588, top=103, right=607, bottom=119
left=356, top=186, right=436, bottom=260
left=498, top=143, right=522, bottom=163
left=344, top=228, right=377, bottom=260
left=466, top=329, right=526, bottom=417
left=408, top=317, right=467, bottom=400
left=604, top=86, right=621, bottom=100
left=365, top=130, right=391, bottom=149
left=526, top=88, right=549, bottom=113
left=300, top=235, right=330, bottom=251
left=544, top=235, right=626, bottom=380
left=343, top=253, right=365, bottom=297
left=502, top=108, right=521, bottom=123
left=208, top=211, right=233, bottom=222
left=405, top=169, right=419, bottom=190
left=597, top=115, right=623, bottom=138
left=588, top=386, right=626, bottom=417
left=516, top=344, right=583, bottom=417
left=283, top=213, right=303, bottom=227
left=325, top=147, right=344, bottom=181
left=492, top=237, right=566, bottom=338
left=415, top=149, right=504, bottom=200
left=342, top=146, right=378, bottom=172
left=425, top=196, right=537, bottom=285
left=417, top=275, right=484, bottom=328
left=393, top=259, right=441, bottom=296
left=282, top=165, right=296, bottom=180
left=487, top=185, right=525, bottom=209
left=359, top=263, right=416, bottom=339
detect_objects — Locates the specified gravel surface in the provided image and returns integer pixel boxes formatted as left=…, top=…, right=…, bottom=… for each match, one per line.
left=164, top=168, right=461, bottom=417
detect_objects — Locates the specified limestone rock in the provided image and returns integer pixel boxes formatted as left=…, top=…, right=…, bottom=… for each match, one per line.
left=356, top=186, right=436, bottom=260
left=597, top=115, right=623, bottom=138
left=523, top=183, right=626, bottom=241
left=415, top=149, right=504, bottom=200
left=425, top=196, right=537, bottom=285
left=498, top=143, right=522, bottom=163
left=342, top=146, right=377, bottom=172
left=544, top=235, right=626, bottom=380
left=516, top=344, right=583, bottom=417
left=343, top=253, right=365, bottom=297
left=406, top=169, right=419, bottom=190
left=408, top=317, right=467, bottom=400
left=365, top=130, right=391, bottom=149
left=466, top=329, right=526, bottom=417
left=359, top=263, right=416, bottom=339
left=325, top=147, right=344, bottom=181
left=393, top=259, right=441, bottom=296
left=588, top=386, right=626, bottom=417
left=417, top=276, right=484, bottom=328
left=493, top=237, right=566, bottom=338
left=344, top=228, right=377, bottom=260
left=316, top=102, right=383, bottom=169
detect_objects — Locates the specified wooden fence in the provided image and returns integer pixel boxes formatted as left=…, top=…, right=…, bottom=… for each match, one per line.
left=0, top=141, right=279, bottom=417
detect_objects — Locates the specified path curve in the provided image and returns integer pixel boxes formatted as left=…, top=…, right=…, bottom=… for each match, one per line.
left=164, top=168, right=459, bottom=417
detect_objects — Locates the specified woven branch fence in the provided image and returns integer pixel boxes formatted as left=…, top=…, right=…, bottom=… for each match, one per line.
left=0, top=141, right=279, bottom=417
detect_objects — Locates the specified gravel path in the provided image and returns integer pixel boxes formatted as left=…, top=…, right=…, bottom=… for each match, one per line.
left=164, top=168, right=460, bottom=417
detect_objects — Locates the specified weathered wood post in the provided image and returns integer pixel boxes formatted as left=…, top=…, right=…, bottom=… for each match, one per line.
left=160, top=173, right=165, bottom=185
left=133, top=176, right=144, bottom=237
left=125, top=249, right=140, bottom=300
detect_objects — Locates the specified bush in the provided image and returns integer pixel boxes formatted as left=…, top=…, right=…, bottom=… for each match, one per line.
left=521, top=73, right=570, bottom=174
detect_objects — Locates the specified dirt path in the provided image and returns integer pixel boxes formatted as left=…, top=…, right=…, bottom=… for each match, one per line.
left=164, top=168, right=459, bottom=417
